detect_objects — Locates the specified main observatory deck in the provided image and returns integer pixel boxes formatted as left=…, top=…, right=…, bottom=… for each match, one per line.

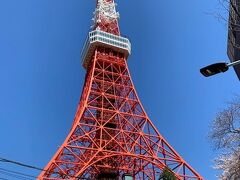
left=81, top=29, right=131, bottom=69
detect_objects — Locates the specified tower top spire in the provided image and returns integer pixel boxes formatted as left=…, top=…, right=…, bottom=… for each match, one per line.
left=81, top=0, right=130, bottom=69
left=93, top=0, right=120, bottom=35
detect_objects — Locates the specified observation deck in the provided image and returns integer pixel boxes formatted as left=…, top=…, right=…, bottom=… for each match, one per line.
left=81, top=29, right=131, bottom=69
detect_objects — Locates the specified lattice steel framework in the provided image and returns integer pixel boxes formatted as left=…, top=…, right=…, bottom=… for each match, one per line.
left=38, top=0, right=203, bottom=179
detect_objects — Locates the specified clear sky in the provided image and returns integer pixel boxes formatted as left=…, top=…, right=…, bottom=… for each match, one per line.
left=0, top=0, right=239, bottom=179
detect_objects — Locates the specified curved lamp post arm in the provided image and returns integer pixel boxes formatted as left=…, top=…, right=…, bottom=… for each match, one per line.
left=227, top=59, right=240, bottom=67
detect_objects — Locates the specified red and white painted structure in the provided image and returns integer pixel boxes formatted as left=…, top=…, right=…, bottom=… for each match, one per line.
left=38, top=0, right=203, bottom=179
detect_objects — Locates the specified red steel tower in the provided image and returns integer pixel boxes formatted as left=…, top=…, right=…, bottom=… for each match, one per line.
left=38, top=0, right=203, bottom=179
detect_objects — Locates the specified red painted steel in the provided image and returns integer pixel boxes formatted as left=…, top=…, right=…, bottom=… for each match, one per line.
left=38, top=0, right=203, bottom=179
left=94, top=0, right=120, bottom=36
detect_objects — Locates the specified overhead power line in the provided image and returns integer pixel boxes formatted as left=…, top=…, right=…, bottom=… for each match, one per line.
left=0, top=157, right=44, bottom=171
left=0, top=157, right=41, bottom=180
left=0, top=170, right=32, bottom=180
left=0, top=167, right=36, bottom=179
left=0, top=157, right=91, bottom=179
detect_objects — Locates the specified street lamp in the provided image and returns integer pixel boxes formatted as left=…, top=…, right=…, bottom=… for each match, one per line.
left=200, top=59, right=240, bottom=77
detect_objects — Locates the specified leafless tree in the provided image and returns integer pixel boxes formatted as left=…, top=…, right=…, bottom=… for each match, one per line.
left=209, top=97, right=240, bottom=179
left=212, top=0, right=240, bottom=22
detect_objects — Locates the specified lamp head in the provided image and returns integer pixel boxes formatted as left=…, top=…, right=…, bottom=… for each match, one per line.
left=200, top=62, right=229, bottom=77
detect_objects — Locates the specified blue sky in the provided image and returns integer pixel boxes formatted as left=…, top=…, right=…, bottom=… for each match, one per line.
left=0, top=0, right=239, bottom=179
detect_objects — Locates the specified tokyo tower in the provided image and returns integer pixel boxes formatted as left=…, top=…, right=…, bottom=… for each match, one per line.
left=38, top=0, right=203, bottom=179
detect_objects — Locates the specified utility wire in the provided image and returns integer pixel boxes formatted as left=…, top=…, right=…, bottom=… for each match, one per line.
left=0, top=168, right=36, bottom=179
left=0, top=157, right=44, bottom=171
left=0, top=157, right=42, bottom=179
left=0, top=157, right=91, bottom=179
left=0, top=170, right=32, bottom=180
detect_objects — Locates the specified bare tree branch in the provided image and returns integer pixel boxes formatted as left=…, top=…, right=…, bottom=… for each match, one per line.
left=209, top=96, right=240, bottom=179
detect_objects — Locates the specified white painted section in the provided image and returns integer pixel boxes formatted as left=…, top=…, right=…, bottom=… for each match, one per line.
left=93, top=0, right=119, bottom=25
